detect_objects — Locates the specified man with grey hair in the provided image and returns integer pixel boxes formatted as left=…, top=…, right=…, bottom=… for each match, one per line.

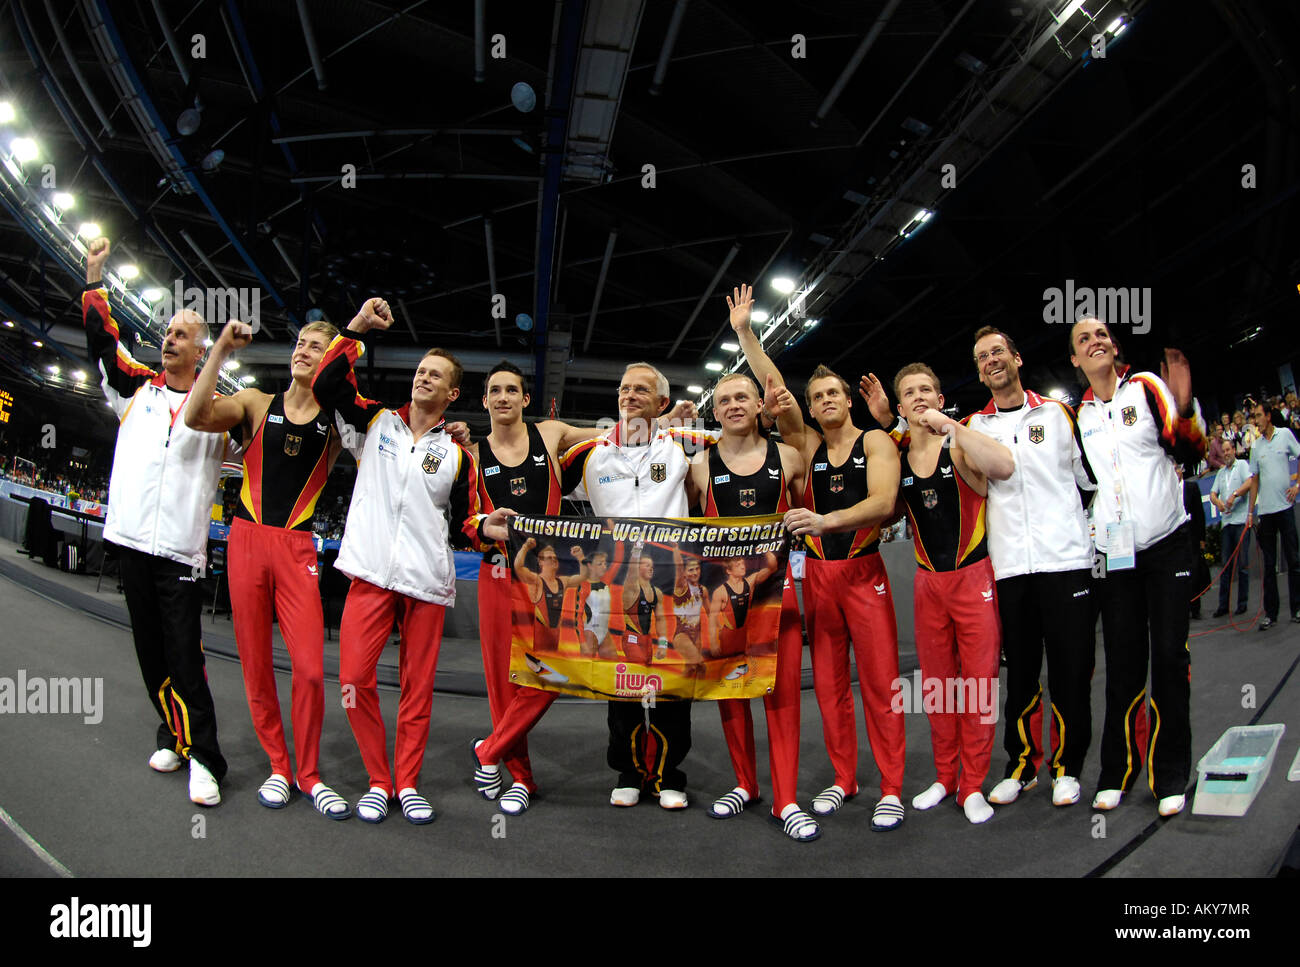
left=560, top=361, right=710, bottom=809
left=82, top=236, right=237, bottom=807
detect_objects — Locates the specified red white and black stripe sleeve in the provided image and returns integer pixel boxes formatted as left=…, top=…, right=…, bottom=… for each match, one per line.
left=311, top=333, right=386, bottom=451
left=1132, top=373, right=1207, bottom=467
left=82, top=284, right=155, bottom=413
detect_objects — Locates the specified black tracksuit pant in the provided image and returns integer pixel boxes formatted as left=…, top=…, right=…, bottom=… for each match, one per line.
left=996, top=568, right=1097, bottom=783
left=607, top=700, right=691, bottom=793
left=116, top=543, right=228, bottom=782
left=1095, top=525, right=1192, bottom=799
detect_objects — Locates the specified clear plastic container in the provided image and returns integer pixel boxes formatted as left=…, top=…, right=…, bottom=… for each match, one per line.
left=1192, top=724, right=1287, bottom=816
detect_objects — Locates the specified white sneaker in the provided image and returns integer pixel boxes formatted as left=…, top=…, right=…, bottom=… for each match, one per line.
left=963, top=792, right=994, bottom=825
left=189, top=759, right=221, bottom=806
left=1157, top=794, right=1186, bottom=817
left=1092, top=789, right=1123, bottom=811
left=610, top=786, right=640, bottom=807
left=149, top=749, right=183, bottom=773
left=988, top=776, right=1035, bottom=805
left=658, top=789, right=688, bottom=810
left=1051, top=775, right=1080, bottom=807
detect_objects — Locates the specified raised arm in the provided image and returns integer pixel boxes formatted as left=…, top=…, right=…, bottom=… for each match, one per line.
left=560, top=545, right=589, bottom=589
left=82, top=237, right=155, bottom=413
left=311, top=299, right=394, bottom=453
left=748, top=550, right=780, bottom=589
left=185, top=320, right=260, bottom=433
left=729, top=285, right=810, bottom=450
left=514, top=537, right=540, bottom=586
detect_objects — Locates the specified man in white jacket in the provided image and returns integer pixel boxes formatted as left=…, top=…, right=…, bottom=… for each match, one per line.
left=81, top=237, right=236, bottom=807
left=311, top=302, right=491, bottom=825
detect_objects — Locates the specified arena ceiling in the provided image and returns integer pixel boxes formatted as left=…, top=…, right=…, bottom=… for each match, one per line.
left=0, top=0, right=1297, bottom=432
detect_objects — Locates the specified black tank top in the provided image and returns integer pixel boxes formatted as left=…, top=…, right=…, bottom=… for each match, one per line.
left=479, top=423, right=561, bottom=561
left=535, top=578, right=564, bottom=628
left=725, top=581, right=750, bottom=626
left=235, top=393, right=332, bottom=530
left=803, top=431, right=879, bottom=560
left=634, top=585, right=657, bottom=634
left=899, top=446, right=988, bottom=572
left=704, top=437, right=790, bottom=516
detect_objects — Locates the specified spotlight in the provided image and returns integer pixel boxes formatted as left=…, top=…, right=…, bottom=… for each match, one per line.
left=770, top=277, right=796, bottom=295
left=0, top=102, right=14, bottom=123
left=48, top=365, right=60, bottom=375
left=510, top=82, right=537, bottom=113
left=201, top=149, right=224, bottom=172
left=223, top=359, right=240, bottom=371
left=118, top=264, right=139, bottom=280
left=515, top=313, right=533, bottom=331
left=73, top=370, right=87, bottom=382
left=77, top=222, right=101, bottom=238
left=705, top=362, right=724, bottom=372
left=241, top=374, right=256, bottom=385
left=32, top=340, right=43, bottom=348
left=2, top=320, right=12, bottom=327
left=10, top=137, right=37, bottom=162
left=176, top=108, right=201, bottom=136
left=142, top=288, right=164, bottom=302
left=751, top=309, right=769, bottom=323
left=721, top=341, right=739, bottom=351
left=687, top=384, right=704, bottom=394
left=52, top=192, right=75, bottom=210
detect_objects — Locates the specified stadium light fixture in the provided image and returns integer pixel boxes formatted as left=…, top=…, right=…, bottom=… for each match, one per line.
left=52, top=192, right=74, bottom=210
left=770, top=277, right=797, bottom=295
left=705, top=361, right=724, bottom=372
left=10, top=137, right=37, bottom=162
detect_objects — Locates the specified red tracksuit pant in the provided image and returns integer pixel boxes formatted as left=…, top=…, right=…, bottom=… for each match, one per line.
left=912, top=559, right=1001, bottom=805
left=227, top=517, right=325, bottom=791
left=717, top=572, right=803, bottom=812
left=804, top=553, right=905, bottom=798
left=476, top=560, right=556, bottom=791
left=338, top=577, right=446, bottom=796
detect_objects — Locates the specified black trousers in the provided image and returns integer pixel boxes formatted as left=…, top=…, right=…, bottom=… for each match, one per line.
left=1095, top=525, right=1192, bottom=799
left=607, top=700, right=692, bottom=793
left=1217, top=522, right=1250, bottom=612
left=1256, top=506, right=1300, bottom=621
left=116, top=543, right=228, bottom=782
left=996, top=568, right=1096, bottom=782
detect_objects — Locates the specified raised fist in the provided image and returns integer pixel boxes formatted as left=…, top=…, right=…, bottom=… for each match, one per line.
left=349, top=297, right=394, bottom=334
left=218, top=320, right=254, bottom=353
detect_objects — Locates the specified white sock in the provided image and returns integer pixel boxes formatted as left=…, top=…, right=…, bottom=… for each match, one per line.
left=778, top=802, right=800, bottom=821
left=731, top=786, right=750, bottom=803
left=963, top=792, right=994, bottom=824
left=912, top=781, right=949, bottom=810
left=398, top=787, right=433, bottom=821
left=474, top=740, right=499, bottom=773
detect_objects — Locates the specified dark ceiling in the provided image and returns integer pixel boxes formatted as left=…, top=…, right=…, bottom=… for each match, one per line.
left=0, top=0, right=1297, bottom=435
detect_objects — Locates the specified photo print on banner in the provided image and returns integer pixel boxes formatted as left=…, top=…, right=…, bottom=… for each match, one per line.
left=504, top=514, right=792, bottom=701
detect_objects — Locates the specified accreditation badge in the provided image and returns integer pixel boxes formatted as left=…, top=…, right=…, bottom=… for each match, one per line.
left=1105, top=520, right=1136, bottom=571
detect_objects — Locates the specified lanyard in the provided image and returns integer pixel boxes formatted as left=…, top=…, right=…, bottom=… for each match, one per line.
left=163, top=386, right=194, bottom=449
left=1101, top=400, right=1126, bottom=521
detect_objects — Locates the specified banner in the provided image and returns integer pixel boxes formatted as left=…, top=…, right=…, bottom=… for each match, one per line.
left=503, top=514, right=792, bottom=701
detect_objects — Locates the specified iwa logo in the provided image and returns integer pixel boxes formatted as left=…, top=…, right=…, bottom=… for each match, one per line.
left=614, top=663, right=663, bottom=698
left=1042, top=279, right=1151, bottom=335
left=150, top=281, right=262, bottom=332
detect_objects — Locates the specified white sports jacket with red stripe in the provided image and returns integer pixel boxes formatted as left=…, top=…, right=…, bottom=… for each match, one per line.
left=83, top=285, right=236, bottom=569
left=1076, top=367, right=1207, bottom=553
